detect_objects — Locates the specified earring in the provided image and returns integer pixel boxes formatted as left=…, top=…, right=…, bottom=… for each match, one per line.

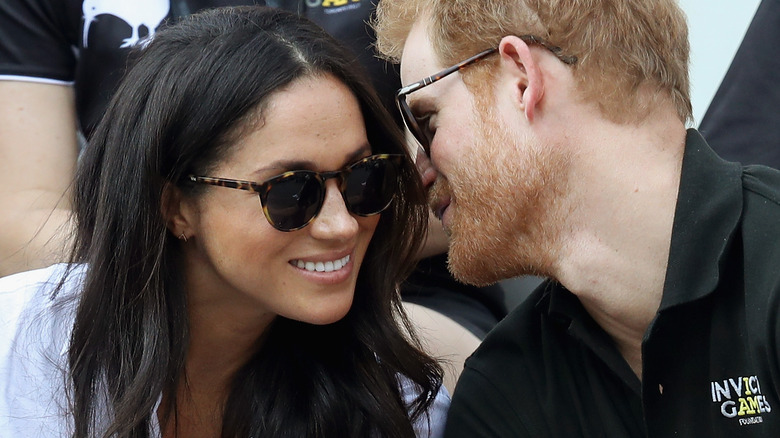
left=179, top=233, right=188, bottom=242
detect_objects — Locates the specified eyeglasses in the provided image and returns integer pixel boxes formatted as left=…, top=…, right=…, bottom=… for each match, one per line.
left=395, top=35, right=577, bottom=155
left=188, top=154, right=404, bottom=232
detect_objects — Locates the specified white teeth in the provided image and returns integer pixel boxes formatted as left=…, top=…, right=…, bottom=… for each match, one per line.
left=292, top=255, right=350, bottom=273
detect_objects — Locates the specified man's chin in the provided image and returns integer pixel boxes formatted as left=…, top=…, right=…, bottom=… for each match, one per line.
left=446, top=232, right=513, bottom=287
left=446, top=216, right=550, bottom=286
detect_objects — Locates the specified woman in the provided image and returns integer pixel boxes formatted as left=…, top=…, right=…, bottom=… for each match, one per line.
left=0, top=6, right=447, bottom=437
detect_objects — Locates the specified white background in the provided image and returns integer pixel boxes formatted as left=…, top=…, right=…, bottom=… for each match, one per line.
left=679, top=0, right=761, bottom=125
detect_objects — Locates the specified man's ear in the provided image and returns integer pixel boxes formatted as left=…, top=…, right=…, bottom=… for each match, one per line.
left=161, top=182, right=196, bottom=240
left=498, top=35, right=544, bottom=122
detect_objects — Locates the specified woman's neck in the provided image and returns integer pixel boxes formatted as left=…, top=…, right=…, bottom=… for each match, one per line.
left=158, top=374, right=225, bottom=438
left=158, top=293, right=274, bottom=437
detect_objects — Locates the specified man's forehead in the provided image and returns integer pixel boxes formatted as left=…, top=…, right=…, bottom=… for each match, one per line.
left=399, top=18, right=443, bottom=87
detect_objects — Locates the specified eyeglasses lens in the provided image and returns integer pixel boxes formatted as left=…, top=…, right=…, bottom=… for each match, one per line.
left=399, top=98, right=429, bottom=152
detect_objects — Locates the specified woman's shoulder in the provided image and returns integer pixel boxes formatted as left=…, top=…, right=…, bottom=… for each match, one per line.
left=0, top=263, right=85, bottom=365
left=0, top=263, right=85, bottom=436
left=0, top=263, right=84, bottom=335
left=0, top=263, right=84, bottom=299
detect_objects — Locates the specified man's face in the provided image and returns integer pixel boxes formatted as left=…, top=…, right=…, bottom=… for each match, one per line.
left=399, top=19, right=570, bottom=285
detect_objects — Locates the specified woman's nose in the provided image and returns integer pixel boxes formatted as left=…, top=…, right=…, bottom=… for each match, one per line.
left=308, top=179, right=359, bottom=241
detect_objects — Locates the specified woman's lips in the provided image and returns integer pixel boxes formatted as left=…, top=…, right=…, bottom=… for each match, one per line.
left=290, top=254, right=351, bottom=273
left=289, top=253, right=354, bottom=285
left=431, top=196, right=451, bottom=221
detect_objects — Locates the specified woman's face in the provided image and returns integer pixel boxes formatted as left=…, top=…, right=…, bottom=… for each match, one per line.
left=177, top=74, right=381, bottom=329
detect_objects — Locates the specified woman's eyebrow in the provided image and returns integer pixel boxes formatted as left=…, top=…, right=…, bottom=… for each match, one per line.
left=250, top=143, right=373, bottom=177
left=344, top=143, right=373, bottom=163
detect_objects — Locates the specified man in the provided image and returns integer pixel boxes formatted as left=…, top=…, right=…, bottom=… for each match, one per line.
left=373, top=0, right=780, bottom=436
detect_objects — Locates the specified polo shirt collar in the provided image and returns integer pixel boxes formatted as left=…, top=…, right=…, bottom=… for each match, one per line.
left=660, top=129, right=743, bottom=309
left=539, top=281, right=642, bottom=392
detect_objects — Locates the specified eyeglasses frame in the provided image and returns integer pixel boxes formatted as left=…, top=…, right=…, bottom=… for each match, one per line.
left=395, top=35, right=578, bottom=155
left=187, top=153, right=405, bottom=231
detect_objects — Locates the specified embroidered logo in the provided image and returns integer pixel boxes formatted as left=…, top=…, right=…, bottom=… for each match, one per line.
left=82, top=0, right=170, bottom=48
left=306, top=0, right=362, bottom=14
left=711, top=375, right=772, bottom=426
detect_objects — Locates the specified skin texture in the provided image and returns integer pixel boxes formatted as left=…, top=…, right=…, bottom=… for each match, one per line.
left=0, top=81, right=77, bottom=277
left=161, top=75, right=380, bottom=436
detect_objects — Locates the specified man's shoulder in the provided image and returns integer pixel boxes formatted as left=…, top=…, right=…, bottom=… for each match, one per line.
left=739, top=164, right=780, bottom=250
left=743, top=164, right=780, bottom=206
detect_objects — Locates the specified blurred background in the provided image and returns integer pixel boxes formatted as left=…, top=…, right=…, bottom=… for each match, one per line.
left=680, top=0, right=761, bottom=124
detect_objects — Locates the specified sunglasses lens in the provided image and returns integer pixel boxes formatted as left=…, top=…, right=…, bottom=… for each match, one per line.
left=344, top=157, right=399, bottom=215
left=264, top=172, right=323, bottom=231
left=261, top=156, right=400, bottom=231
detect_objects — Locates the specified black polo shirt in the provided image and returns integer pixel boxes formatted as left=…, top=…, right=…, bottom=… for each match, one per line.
left=444, top=129, right=780, bottom=437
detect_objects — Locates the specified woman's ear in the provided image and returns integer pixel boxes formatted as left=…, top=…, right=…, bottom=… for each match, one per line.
left=161, top=182, right=196, bottom=241
left=497, top=35, right=544, bottom=122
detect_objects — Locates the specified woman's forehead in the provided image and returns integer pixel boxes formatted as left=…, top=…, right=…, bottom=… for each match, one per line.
left=215, top=75, right=370, bottom=176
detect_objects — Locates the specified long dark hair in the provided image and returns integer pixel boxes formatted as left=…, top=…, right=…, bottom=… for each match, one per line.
left=65, top=6, right=441, bottom=437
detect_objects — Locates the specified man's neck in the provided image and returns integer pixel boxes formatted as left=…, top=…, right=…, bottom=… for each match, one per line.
left=551, top=110, right=687, bottom=378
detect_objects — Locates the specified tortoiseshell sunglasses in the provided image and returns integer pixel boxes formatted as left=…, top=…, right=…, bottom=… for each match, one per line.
left=188, top=154, right=404, bottom=232
left=396, top=35, right=577, bottom=155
